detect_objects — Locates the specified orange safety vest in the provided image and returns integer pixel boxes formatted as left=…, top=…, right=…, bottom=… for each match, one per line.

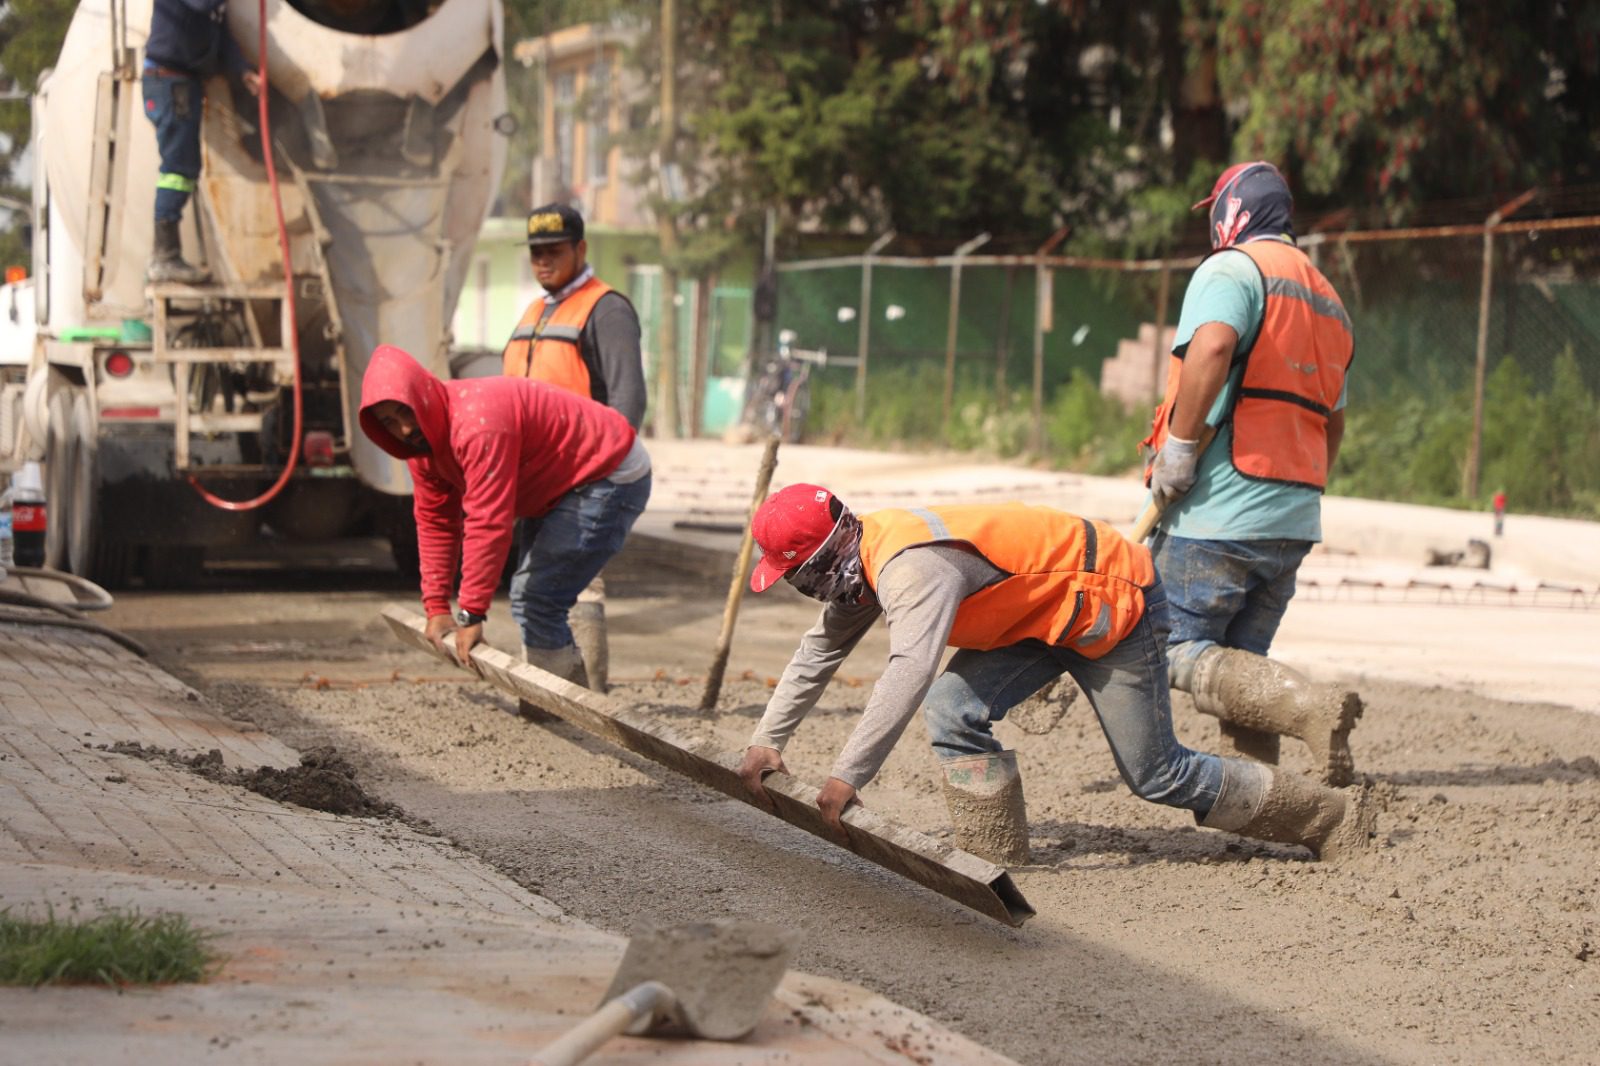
left=1144, top=239, right=1353, bottom=490
left=858, top=504, right=1154, bottom=660
left=500, top=276, right=614, bottom=398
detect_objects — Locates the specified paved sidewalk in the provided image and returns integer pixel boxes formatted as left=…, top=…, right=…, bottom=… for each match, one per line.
left=0, top=611, right=1015, bottom=1066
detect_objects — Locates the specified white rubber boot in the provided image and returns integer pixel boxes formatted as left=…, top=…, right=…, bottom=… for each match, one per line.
left=1191, top=647, right=1364, bottom=786
left=940, top=750, right=1031, bottom=866
left=523, top=643, right=588, bottom=686
left=520, top=643, right=588, bottom=723
left=570, top=579, right=608, bottom=693
left=1199, top=757, right=1376, bottom=862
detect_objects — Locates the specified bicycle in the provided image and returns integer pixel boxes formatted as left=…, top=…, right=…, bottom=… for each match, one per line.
left=748, top=331, right=849, bottom=443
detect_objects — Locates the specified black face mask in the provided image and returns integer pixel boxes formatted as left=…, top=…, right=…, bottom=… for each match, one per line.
left=785, top=509, right=871, bottom=606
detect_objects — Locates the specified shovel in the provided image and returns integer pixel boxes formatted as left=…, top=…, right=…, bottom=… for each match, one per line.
left=531, top=920, right=798, bottom=1066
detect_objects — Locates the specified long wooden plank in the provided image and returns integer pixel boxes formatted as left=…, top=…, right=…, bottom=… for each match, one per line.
left=381, top=607, right=1035, bottom=927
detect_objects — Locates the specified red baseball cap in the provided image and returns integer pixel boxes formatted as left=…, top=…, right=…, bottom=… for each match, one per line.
left=1191, top=161, right=1271, bottom=211
left=749, top=483, right=841, bottom=593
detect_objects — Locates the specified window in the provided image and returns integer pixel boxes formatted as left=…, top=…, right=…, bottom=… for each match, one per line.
left=586, top=58, right=611, bottom=187
left=553, top=71, right=577, bottom=190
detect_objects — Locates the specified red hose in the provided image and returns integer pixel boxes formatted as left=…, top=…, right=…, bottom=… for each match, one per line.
left=188, top=0, right=302, bottom=511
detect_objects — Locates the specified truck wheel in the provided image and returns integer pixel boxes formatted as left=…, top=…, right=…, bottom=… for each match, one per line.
left=66, top=391, right=130, bottom=588
left=43, top=390, right=74, bottom=571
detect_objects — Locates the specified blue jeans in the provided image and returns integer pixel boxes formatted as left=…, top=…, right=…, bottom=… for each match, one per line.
left=511, top=474, right=651, bottom=649
left=1150, top=532, right=1311, bottom=690
left=142, top=71, right=203, bottom=223
left=922, top=579, right=1225, bottom=817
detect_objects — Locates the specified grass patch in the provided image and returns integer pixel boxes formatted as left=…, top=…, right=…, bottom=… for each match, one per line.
left=0, top=905, right=219, bottom=987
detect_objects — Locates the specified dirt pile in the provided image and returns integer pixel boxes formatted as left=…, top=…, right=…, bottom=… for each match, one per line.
left=103, top=742, right=399, bottom=818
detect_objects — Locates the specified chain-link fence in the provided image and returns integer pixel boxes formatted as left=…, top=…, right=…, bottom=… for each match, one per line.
left=771, top=203, right=1600, bottom=516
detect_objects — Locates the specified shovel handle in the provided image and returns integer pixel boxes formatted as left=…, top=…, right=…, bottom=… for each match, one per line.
left=1129, top=500, right=1162, bottom=544
left=1132, top=424, right=1220, bottom=544
left=531, top=981, right=676, bottom=1066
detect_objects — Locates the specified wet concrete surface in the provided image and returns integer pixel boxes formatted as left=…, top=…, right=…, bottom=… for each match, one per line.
left=94, top=523, right=1600, bottom=1066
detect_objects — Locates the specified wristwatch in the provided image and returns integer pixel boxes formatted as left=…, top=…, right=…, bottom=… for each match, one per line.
left=454, top=608, right=487, bottom=627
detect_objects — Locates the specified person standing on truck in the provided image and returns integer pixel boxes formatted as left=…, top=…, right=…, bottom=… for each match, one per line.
left=142, top=0, right=260, bottom=284
left=735, top=484, right=1374, bottom=866
left=358, top=344, right=651, bottom=685
left=1141, top=161, right=1362, bottom=786
left=499, top=203, right=647, bottom=691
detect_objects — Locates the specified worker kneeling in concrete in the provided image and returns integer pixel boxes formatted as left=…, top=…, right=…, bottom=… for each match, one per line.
left=736, top=484, right=1373, bottom=866
left=358, top=344, right=650, bottom=681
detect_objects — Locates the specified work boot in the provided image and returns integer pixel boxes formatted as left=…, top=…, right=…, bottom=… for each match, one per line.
left=1199, top=757, right=1376, bottom=861
left=940, top=750, right=1031, bottom=866
left=570, top=596, right=609, bottom=694
left=146, top=218, right=210, bottom=285
left=1190, top=647, right=1364, bottom=786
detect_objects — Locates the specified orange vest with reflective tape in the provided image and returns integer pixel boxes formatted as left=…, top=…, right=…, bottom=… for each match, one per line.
left=501, top=276, right=614, bottom=398
left=1144, top=240, right=1353, bottom=489
left=858, top=504, right=1154, bottom=660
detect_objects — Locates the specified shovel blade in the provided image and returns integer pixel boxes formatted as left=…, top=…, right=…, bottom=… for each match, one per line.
left=602, top=920, right=797, bottom=1041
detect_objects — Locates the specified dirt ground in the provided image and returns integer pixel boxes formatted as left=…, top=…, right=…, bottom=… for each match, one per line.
left=100, top=549, right=1600, bottom=1066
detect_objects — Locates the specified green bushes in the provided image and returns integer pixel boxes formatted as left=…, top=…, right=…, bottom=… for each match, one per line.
left=802, top=348, right=1600, bottom=519
left=805, top=366, right=1148, bottom=475
left=1331, top=348, right=1600, bottom=518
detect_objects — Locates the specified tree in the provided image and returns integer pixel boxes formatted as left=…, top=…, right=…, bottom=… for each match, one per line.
left=0, top=0, right=74, bottom=269
left=1207, top=0, right=1600, bottom=216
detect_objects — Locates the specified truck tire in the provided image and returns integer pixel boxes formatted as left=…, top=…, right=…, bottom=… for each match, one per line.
left=43, top=390, right=74, bottom=571
left=66, top=391, right=130, bottom=588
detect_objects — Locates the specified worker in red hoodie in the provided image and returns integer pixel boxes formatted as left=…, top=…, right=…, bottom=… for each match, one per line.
left=358, top=345, right=651, bottom=681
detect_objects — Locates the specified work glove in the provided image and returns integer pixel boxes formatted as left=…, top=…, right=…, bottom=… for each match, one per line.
left=1150, top=434, right=1200, bottom=509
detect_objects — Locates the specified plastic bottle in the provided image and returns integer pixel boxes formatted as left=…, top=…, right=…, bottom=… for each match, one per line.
left=0, top=482, right=14, bottom=573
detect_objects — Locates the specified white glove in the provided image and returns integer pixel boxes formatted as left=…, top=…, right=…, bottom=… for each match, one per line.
left=1150, top=434, right=1200, bottom=509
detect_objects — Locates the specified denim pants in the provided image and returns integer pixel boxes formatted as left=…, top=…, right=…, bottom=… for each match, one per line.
left=511, top=474, right=651, bottom=650
left=921, top=579, right=1225, bottom=817
left=141, top=72, right=204, bottom=222
left=1150, top=532, right=1311, bottom=690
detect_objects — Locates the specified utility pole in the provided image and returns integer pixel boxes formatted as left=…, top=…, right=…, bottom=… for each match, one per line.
left=654, top=0, right=681, bottom=439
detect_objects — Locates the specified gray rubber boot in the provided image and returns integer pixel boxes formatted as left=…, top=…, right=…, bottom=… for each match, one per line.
left=569, top=592, right=608, bottom=694
left=520, top=643, right=588, bottom=722
left=146, top=218, right=210, bottom=284
left=1217, top=721, right=1282, bottom=765
left=940, top=750, right=1031, bottom=866
left=1199, top=757, right=1376, bottom=862
left=1191, top=647, right=1363, bottom=786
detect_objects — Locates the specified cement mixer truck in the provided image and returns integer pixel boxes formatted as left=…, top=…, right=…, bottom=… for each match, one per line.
left=0, top=0, right=509, bottom=584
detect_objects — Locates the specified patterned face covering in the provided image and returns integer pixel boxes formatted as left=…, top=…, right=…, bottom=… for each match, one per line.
left=785, top=508, right=870, bottom=605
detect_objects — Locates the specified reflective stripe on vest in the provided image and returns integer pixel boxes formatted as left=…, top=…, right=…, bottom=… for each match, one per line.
left=857, top=503, right=1153, bottom=659
left=1140, top=240, right=1352, bottom=490
left=501, top=276, right=614, bottom=399
left=1231, top=240, right=1353, bottom=488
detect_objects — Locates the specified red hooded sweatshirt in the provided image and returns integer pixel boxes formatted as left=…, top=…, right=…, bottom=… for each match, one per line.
left=358, top=344, right=636, bottom=618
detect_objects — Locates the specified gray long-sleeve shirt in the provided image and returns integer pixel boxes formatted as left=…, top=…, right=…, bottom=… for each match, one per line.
left=749, top=543, right=1006, bottom=789
left=579, top=292, right=647, bottom=430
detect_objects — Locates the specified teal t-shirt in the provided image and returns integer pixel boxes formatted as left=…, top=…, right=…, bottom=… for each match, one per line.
left=1155, top=242, right=1346, bottom=542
